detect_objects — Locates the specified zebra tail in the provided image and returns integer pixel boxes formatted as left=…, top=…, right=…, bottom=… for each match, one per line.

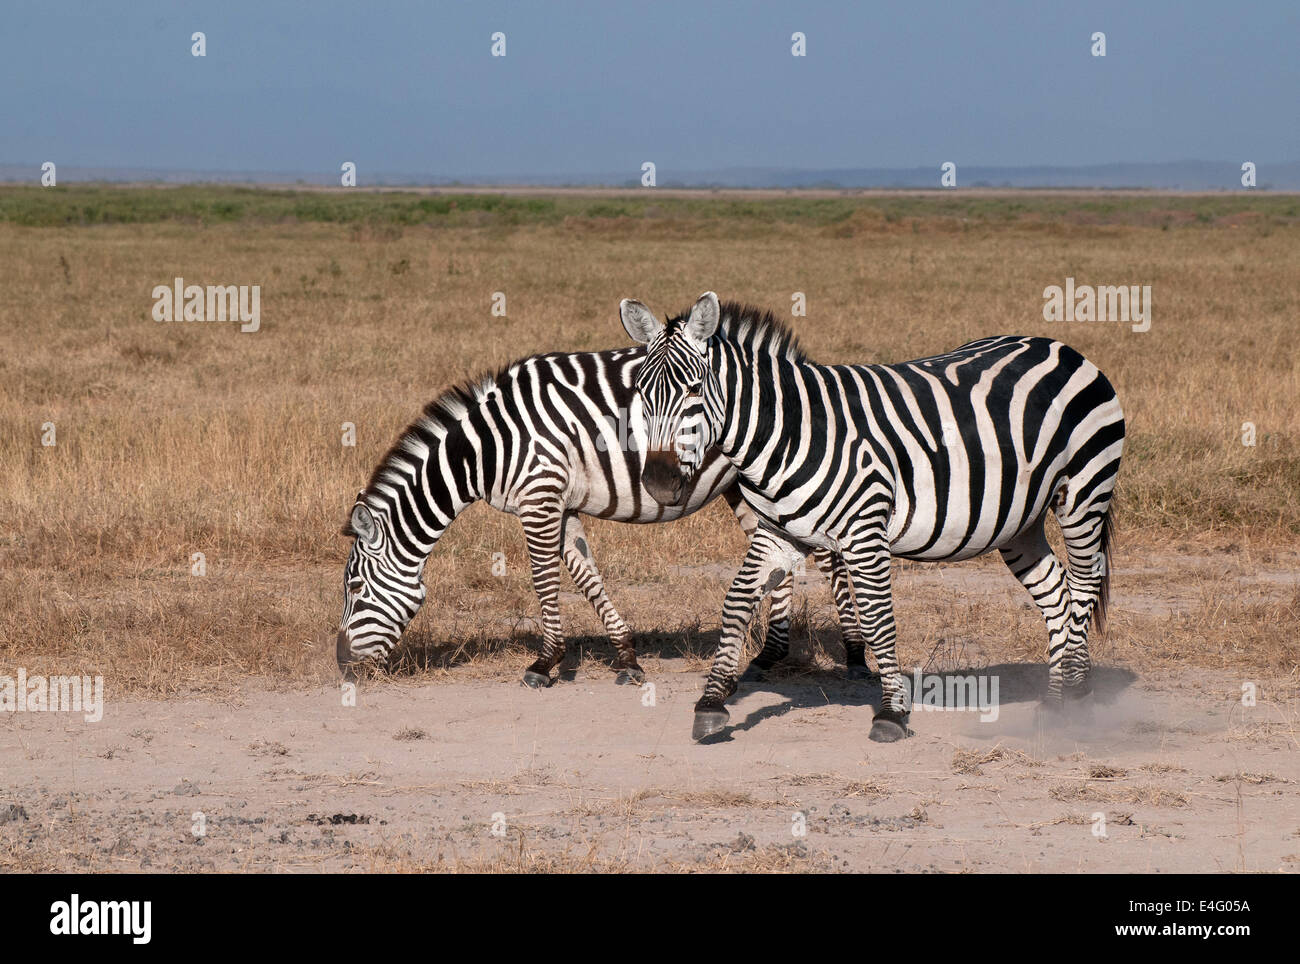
left=1093, top=501, right=1115, bottom=636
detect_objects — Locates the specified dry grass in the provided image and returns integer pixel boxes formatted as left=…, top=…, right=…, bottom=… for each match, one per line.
left=840, top=780, right=891, bottom=799
left=952, top=746, right=1042, bottom=775
left=338, top=839, right=838, bottom=874
left=1048, top=782, right=1190, bottom=807
left=1214, top=771, right=1288, bottom=784
left=2, top=187, right=1299, bottom=692
left=564, top=787, right=784, bottom=820
left=1087, top=764, right=1129, bottom=779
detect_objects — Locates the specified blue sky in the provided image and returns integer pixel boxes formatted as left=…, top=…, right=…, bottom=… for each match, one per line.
left=3, top=1, right=1297, bottom=176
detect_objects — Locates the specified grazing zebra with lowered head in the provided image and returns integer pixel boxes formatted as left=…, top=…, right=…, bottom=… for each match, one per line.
left=336, top=346, right=867, bottom=686
left=618, top=293, right=1124, bottom=743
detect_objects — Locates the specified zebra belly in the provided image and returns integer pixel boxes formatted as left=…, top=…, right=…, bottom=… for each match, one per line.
left=568, top=449, right=738, bottom=523
left=856, top=339, right=1084, bottom=562
left=739, top=493, right=1046, bottom=562
left=737, top=418, right=1063, bottom=562
left=885, top=454, right=1062, bottom=561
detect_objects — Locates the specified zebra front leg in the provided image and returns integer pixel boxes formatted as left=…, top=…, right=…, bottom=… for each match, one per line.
left=519, top=499, right=567, bottom=689
left=694, top=529, right=805, bottom=741
left=560, top=514, right=643, bottom=684
left=726, top=484, right=798, bottom=683
left=743, top=550, right=878, bottom=684
left=814, top=548, right=877, bottom=682
left=740, top=570, right=793, bottom=683
left=840, top=532, right=911, bottom=742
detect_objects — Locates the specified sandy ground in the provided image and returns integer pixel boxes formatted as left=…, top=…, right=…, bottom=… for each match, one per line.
left=3, top=661, right=1297, bottom=873
left=4, top=550, right=1298, bottom=872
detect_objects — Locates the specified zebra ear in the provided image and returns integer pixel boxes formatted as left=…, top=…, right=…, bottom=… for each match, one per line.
left=685, top=292, right=721, bottom=345
left=350, top=503, right=379, bottom=546
left=620, top=299, right=662, bottom=344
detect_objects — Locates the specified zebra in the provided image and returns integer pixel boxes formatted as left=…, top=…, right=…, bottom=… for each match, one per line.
left=336, top=346, right=868, bottom=687
left=618, top=292, right=1124, bottom=743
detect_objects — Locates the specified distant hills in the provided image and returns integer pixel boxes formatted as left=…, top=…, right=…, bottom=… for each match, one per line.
left=2, top=160, right=1297, bottom=191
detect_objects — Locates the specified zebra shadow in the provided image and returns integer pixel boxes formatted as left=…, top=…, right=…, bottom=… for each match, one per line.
left=385, top=626, right=724, bottom=678
left=714, top=661, right=1140, bottom=742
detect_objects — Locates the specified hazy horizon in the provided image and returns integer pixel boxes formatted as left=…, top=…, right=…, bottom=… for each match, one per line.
left=6, top=159, right=1300, bottom=192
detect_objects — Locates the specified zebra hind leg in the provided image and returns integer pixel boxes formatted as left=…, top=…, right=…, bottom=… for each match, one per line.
left=998, top=520, right=1075, bottom=707
left=561, top=514, right=643, bottom=685
left=1055, top=491, right=1116, bottom=705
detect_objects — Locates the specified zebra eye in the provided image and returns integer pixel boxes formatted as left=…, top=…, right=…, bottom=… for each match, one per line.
left=347, top=577, right=365, bottom=596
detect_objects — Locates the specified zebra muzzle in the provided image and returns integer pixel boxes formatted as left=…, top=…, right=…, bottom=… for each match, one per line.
left=642, top=450, right=687, bottom=506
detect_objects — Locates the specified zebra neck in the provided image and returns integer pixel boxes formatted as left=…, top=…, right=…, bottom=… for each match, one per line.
left=713, top=339, right=798, bottom=465
left=387, top=419, right=484, bottom=556
left=713, top=341, right=742, bottom=460
left=426, top=418, right=485, bottom=524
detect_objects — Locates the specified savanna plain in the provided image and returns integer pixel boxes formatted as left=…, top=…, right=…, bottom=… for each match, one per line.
left=0, top=186, right=1297, bottom=872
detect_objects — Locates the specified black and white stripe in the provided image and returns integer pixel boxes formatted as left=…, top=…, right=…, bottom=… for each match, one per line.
left=337, top=347, right=863, bottom=685
left=621, top=293, right=1124, bottom=741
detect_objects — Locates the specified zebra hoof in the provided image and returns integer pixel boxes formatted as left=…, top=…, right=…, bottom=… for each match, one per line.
left=615, top=667, right=645, bottom=685
left=692, top=709, right=730, bottom=742
left=869, top=710, right=912, bottom=743
left=846, top=664, right=878, bottom=683
left=521, top=671, right=551, bottom=689
left=1063, top=680, right=1093, bottom=701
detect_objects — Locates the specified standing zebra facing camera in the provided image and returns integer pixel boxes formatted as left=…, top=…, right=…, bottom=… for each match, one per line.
left=336, top=346, right=868, bottom=687
left=619, top=293, right=1124, bottom=743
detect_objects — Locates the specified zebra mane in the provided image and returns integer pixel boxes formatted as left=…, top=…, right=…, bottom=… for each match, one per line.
left=349, top=364, right=511, bottom=522
left=671, top=300, right=808, bottom=363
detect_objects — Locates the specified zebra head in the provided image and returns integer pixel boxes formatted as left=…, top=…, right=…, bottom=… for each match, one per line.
left=337, top=498, right=427, bottom=672
left=620, top=291, right=725, bottom=506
